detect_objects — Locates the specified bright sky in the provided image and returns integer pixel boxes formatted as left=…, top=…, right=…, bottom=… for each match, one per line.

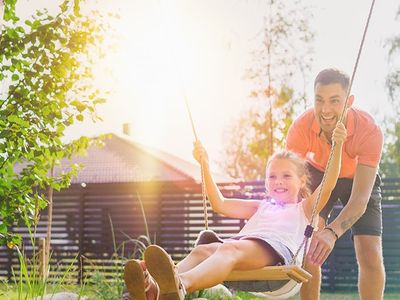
left=17, top=0, right=400, bottom=170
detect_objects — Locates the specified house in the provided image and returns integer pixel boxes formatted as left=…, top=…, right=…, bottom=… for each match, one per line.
left=60, top=132, right=230, bottom=184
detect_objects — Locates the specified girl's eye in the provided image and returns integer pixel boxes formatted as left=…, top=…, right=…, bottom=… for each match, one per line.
left=284, top=174, right=292, bottom=178
left=268, top=175, right=276, bottom=179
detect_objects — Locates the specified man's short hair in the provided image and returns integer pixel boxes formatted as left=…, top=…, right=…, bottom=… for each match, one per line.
left=314, top=68, right=350, bottom=91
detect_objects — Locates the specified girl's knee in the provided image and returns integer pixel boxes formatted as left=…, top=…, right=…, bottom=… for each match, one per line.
left=213, top=242, right=269, bottom=269
left=214, top=243, right=243, bottom=261
left=191, top=244, right=217, bottom=259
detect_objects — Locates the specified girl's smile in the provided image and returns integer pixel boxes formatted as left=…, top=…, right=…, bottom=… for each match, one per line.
left=266, top=158, right=306, bottom=203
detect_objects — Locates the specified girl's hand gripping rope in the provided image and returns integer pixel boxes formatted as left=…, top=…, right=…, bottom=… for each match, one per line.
left=192, top=141, right=209, bottom=167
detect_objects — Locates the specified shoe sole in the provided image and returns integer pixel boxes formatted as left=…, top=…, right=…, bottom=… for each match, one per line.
left=124, top=260, right=146, bottom=300
left=144, top=245, right=181, bottom=300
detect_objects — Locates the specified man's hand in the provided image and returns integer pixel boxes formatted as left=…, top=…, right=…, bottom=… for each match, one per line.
left=307, top=228, right=337, bottom=266
left=332, top=122, right=347, bottom=145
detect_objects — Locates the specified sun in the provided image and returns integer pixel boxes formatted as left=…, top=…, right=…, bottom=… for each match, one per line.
left=99, top=1, right=202, bottom=149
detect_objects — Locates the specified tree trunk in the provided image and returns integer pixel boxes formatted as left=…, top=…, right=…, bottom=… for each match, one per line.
left=44, top=164, right=55, bottom=280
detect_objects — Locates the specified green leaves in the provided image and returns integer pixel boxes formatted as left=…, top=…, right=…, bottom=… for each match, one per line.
left=0, top=0, right=112, bottom=246
left=7, top=115, right=29, bottom=127
left=0, top=223, right=7, bottom=235
left=3, top=0, right=19, bottom=22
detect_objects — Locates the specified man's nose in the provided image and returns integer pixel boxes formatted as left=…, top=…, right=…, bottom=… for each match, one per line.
left=321, top=103, right=331, bottom=114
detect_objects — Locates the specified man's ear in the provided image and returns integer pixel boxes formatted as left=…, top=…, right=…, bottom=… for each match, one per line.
left=347, top=95, right=354, bottom=108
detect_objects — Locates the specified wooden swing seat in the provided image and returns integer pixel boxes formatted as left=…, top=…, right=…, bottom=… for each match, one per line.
left=226, top=265, right=312, bottom=283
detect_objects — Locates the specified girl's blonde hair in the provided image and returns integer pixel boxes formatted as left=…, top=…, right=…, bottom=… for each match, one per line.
left=266, top=150, right=311, bottom=200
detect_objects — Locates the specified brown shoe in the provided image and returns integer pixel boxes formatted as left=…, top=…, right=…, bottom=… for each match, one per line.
left=124, top=259, right=160, bottom=300
left=144, top=245, right=186, bottom=300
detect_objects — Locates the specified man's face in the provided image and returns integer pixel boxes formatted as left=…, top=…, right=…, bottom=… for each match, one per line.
left=314, top=83, right=352, bottom=135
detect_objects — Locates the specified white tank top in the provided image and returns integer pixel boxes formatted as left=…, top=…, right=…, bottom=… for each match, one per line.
left=237, top=199, right=310, bottom=264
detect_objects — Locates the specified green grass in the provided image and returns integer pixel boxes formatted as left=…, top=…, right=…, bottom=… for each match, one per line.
left=0, top=284, right=88, bottom=300
left=233, top=291, right=400, bottom=300
left=205, top=291, right=400, bottom=299
left=296, top=292, right=400, bottom=300
left=1, top=284, right=400, bottom=300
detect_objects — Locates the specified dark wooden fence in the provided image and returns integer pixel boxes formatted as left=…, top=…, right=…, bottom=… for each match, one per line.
left=1, top=178, right=399, bottom=291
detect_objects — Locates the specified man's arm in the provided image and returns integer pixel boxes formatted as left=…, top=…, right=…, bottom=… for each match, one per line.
left=328, top=164, right=377, bottom=236
left=307, top=164, right=377, bottom=265
left=329, top=123, right=384, bottom=235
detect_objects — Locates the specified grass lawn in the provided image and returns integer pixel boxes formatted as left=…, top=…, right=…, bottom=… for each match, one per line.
left=195, top=290, right=400, bottom=299
left=1, top=285, right=399, bottom=299
left=288, top=292, right=400, bottom=300
left=297, top=293, right=399, bottom=300
left=223, top=291, right=400, bottom=299
left=236, top=292, right=400, bottom=300
left=0, top=284, right=88, bottom=300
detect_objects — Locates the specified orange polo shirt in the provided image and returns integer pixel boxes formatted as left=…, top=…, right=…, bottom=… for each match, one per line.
left=286, top=107, right=383, bottom=179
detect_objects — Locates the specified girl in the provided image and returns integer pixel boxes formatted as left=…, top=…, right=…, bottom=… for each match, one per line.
left=124, top=122, right=347, bottom=300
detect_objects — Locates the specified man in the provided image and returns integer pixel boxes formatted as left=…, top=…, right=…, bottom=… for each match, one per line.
left=286, top=68, right=385, bottom=300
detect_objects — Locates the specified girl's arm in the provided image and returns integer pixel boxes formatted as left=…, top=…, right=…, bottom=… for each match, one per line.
left=303, top=122, right=347, bottom=220
left=193, top=141, right=261, bottom=219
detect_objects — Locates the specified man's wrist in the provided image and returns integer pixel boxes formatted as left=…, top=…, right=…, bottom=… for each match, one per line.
left=324, top=227, right=339, bottom=240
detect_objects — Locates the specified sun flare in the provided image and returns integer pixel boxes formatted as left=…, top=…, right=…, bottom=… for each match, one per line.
left=102, top=1, right=214, bottom=148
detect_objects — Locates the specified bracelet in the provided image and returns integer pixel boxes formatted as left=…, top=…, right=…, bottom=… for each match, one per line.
left=324, top=227, right=339, bottom=240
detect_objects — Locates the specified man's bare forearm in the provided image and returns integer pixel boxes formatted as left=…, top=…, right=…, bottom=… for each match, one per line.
left=339, top=214, right=362, bottom=233
left=329, top=201, right=366, bottom=237
left=329, top=164, right=377, bottom=237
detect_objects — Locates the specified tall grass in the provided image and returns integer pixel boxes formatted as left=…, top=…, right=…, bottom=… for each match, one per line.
left=3, top=209, right=86, bottom=299
left=86, top=193, right=153, bottom=300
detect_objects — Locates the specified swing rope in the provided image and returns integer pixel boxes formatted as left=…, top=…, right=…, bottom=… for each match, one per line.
left=185, top=97, right=209, bottom=230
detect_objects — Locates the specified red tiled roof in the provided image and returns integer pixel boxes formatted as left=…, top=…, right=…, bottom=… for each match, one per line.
left=57, top=133, right=230, bottom=184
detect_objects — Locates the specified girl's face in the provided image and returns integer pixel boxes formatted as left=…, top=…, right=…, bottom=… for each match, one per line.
left=265, top=158, right=306, bottom=203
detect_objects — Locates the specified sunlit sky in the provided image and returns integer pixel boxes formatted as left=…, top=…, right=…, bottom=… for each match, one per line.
left=17, top=0, right=400, bottom=171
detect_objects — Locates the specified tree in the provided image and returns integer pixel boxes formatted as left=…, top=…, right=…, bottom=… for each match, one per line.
left=0, top=0, right=111, bottom=246
left=380, top=6, right=400, bottom=178
left=222, top=110, right=266, bottom=180
left=221, top=0, right=314, bottom=180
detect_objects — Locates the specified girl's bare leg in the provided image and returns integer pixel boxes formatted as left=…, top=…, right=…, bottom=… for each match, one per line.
left=179, top=239, right=282, bottom=293
left=176, top=242, right=220, bottom=273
